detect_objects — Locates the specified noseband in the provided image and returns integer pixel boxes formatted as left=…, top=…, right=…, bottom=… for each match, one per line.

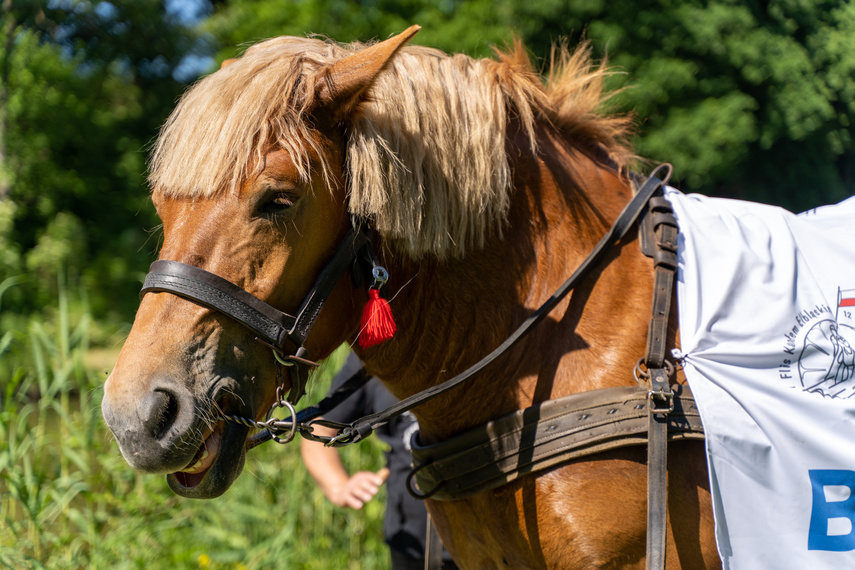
left=140, top=226, right=376, bottom=407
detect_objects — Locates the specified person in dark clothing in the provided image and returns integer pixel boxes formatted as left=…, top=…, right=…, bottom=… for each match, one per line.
left=300, top=351, right=457, bottom=570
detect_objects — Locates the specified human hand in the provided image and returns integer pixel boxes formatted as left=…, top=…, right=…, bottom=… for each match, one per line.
left=329, top=467, right=390, bottom=510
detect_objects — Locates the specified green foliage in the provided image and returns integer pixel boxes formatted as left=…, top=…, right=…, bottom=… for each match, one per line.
left=25, top=213, right=86, bottom=287
left=1, top=0, right=850, bottom=325
left=0, top=1, right=209, bottom=322
left=0, top=201, right=21, bottom=279
left=204, top=0, right=513, bottom=60
left=506, top=0, right=855, bottom=210
left=0, top=295, right=388, bottom=569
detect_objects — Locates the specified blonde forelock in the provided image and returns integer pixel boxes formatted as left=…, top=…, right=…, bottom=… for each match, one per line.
left=148, top=37, right=353, bottom=197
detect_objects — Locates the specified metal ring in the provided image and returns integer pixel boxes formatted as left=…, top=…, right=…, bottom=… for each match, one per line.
left=371, top=265, right=389, bottom=285
left=633, top=358, right=649, bottom=383
left=634, top=358, right=675, bottom=383
left=267, top=399, right=298, bottom=444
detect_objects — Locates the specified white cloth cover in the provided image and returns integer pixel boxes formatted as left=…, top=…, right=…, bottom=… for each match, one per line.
left=665, top=188, right=855, bottom=569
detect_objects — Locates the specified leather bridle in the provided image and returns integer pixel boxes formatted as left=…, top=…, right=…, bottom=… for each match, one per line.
left=140, top=164, right=676, bottom=441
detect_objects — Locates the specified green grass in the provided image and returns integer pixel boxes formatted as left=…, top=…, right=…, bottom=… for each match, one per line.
left=0, top=281, right=389, bottom=569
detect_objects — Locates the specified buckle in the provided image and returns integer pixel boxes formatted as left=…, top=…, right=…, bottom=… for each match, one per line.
left=636, top=359, right=675, bottom=415
left=647, top=386, right=675, bottom=415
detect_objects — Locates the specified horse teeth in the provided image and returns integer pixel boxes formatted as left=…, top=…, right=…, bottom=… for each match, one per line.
left=183, top=446, right=210, bottom=473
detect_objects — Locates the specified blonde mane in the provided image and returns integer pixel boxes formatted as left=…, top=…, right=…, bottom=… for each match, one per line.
left=149, top=34, right=633, bottom=259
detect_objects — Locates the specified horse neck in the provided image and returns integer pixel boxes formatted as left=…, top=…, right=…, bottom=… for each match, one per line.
left=362, top=123, right=658, bottom=442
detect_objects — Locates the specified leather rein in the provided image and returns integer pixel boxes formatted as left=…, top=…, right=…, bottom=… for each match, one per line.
left=139, top=163, right=700, bottom=569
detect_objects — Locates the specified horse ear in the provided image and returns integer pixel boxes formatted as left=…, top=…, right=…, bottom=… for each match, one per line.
left=315, top=25, right=420, bottom=118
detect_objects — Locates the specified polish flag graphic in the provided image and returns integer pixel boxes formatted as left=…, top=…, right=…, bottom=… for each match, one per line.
left=839, top=288, right=855, bottom=328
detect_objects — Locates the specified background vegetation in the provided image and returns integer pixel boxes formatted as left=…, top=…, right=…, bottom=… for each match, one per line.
left=1, top=0, right=854, bottom=568
left=1, top=300, right=386, bottom=568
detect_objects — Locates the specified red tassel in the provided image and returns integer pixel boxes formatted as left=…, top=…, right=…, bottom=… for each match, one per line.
left=359, top=288, right=396, bottom=349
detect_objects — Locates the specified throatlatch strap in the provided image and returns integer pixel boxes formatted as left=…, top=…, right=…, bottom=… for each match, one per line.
left=290, top=230, right=371, bottom=345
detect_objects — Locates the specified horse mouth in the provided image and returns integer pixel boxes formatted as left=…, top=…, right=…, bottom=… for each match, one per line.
left=166, top=399, right=249, bottom=499
left=171, top=423, right=223, bottom=489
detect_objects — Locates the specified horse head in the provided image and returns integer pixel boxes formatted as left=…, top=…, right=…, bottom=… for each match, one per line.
left=102, top=27, right=420, bottom=498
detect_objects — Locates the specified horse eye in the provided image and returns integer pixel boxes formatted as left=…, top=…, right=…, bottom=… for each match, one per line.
left=260, top=193, right=296, bottom=215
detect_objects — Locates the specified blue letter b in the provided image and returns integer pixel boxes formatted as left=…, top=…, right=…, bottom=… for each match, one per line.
left=809, top=469, right=855, bottom=551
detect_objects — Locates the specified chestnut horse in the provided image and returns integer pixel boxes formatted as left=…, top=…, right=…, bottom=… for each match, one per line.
left=102, top=27, right=719, bottom=568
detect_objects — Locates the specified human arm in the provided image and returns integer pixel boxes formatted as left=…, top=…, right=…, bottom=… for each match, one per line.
left=300, top=422, right=389, bottom=510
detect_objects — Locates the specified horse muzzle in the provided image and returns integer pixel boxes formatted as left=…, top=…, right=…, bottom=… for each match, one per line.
left=102, top=373, right=203, bottom=472
left=102, top=372, right=251, bottom=498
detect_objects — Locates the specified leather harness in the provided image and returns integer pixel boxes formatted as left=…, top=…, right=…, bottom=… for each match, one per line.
left=406, top=168, right=696, bottom=570
left=139, top=164, right=702, bottom=570
left=408, top=384, right=704, bottom=501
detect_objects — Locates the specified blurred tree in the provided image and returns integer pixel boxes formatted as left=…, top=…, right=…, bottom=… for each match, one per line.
left=0, top=0, right=213, bottom=321
left=527, top=0, right=855, bottom=212
left=204, top=0, right=854, bottom=211
left=203, top=0, right=511, bottom=60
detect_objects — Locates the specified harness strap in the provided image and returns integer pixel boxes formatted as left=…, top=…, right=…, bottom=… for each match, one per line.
left=647, top=370, right=671, bottom=570
left=407, top=385, right=703, bottom=500
left=639, top=193, right=680, bottom=570
left=425, top=513, right=443, bottom=570
left=334, top=164, right=675, bottom=445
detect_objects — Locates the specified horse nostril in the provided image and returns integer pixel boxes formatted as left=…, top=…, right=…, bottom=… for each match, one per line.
left=141, top=389, right=180, bottom=441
